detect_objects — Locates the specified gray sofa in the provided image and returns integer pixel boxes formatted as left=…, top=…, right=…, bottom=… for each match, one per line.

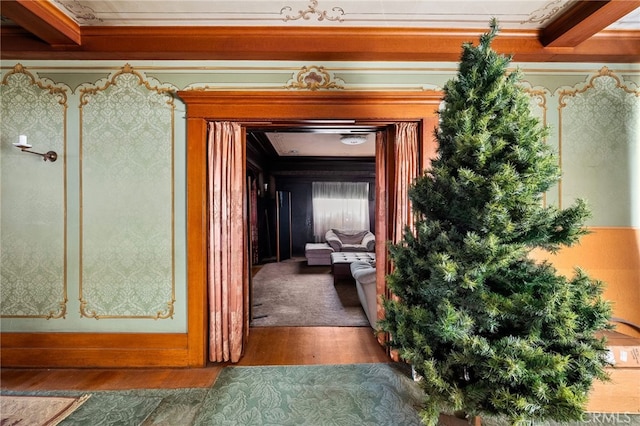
left=350, top=260, right=378, bottom=329
left=325, top=229, right=375, bottom=252
left=304, top=229, right=375, bottom=266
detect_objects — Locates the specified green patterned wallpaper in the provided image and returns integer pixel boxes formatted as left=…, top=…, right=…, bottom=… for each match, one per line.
left=79, top=67, right=176, bottom=319
left=0, top=60, right=638, bottom=333
left=558, top=68, right=639, bottom=226
left=1, top=67, right=67, bottom=319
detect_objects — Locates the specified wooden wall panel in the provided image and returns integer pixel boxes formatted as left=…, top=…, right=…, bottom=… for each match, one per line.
left=531, top=227, right=640, bottom=338
left=1, top=333, right=190, bottom=368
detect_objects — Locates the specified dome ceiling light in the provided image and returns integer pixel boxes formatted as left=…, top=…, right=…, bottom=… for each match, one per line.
left=340, top=134, right=367, bottom=145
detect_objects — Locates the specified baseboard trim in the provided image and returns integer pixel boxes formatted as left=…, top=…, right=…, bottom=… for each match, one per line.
left=0, top=332, right=195, bottom=368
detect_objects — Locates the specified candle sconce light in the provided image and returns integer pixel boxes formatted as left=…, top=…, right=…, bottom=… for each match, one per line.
left=13, top=135, right=57, bottom=162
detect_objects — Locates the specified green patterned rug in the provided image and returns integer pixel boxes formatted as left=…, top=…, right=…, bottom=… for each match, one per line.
left=3, top=363, right=638, bottom=426
left=195, top=363, right=424, bottom=425
left=1, top=363, right=424, bottom=426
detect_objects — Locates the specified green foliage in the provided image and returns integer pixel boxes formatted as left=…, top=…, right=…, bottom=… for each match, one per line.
left=380, top=19, right=612, bottom=426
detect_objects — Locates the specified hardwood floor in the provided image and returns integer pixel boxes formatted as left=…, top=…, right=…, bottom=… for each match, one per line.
left=0, top=365, right=221, bottom=391
left=0, top=326, right=391, bottom=392
left=238, top=326, right=390, bottom=366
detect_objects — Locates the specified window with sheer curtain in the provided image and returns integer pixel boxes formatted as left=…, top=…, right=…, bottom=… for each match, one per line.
left=312, top=182, right=370, bottom=242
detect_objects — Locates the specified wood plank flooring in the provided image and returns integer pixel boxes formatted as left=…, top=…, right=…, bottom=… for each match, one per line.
left=1, top=326, right=391, bottom=392
left=238, top=326, right=390, bottom=366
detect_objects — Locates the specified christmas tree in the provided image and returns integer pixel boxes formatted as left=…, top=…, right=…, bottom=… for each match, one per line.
left=380, top=20, right=612, bottom=425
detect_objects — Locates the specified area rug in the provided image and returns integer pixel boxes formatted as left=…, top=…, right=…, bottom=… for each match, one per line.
left=3, top=368, right=639, bottom=426
left=0, top=394, right=91, bottom=426
left=0, top=364, right=423, bottom=426
left=193, top=363, right=425, bottom=425
left=0, top=389, right=207, bottom=426
left=251, top=259, right=370, bottom=327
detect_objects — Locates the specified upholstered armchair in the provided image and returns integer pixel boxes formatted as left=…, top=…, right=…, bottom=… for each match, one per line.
left=325, top=229, right=375, bottom=252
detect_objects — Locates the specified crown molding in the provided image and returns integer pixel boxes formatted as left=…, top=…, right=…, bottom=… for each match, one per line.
left=2, top=26, right=639, bottom=63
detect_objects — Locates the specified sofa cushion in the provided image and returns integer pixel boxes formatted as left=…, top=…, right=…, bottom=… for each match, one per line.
left=331, top=252, right=376, bottom=265
left=304, top=242, right=334, bottom=255
left=325, top=229, right=342, bottom=251
left=333, top=229, right=369, bottom=244
left=341, top=243, right=368, bottom=252
left=350, top=261, right=376, bottom=285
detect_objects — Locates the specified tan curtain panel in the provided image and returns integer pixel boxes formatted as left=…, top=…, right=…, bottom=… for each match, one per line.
left=207, top=121, right=245, bottom=363
left=393, top=122, right=419, bottom=244
left=374, top=130, right=389, bottom=332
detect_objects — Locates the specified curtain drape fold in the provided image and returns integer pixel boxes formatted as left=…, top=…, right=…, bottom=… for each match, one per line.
left=393, top=122, right=419, bottom=243
left=207, top=121, right=245, bottom=363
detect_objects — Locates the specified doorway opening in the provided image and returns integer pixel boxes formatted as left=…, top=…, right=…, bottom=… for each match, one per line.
left=177, top=89, right=441, bottom=365
left=245, top=123, right=382, bottom=329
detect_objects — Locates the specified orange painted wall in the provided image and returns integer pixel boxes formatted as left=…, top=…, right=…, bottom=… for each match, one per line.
left=531, top=227, right=640, bottom=338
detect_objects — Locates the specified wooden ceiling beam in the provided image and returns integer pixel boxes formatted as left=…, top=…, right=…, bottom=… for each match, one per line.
left=1, top=26, right=639, bottom=63
left=1, top=0, right=81, bottom=46
left=540, top=0, right=639, bottom=47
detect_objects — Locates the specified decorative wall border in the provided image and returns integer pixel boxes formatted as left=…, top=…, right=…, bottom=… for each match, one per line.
left=521, top=0, right=574, bottom=25
left=181, top=64, right=441, bottom=92
left=78, top=64, right=177, bottom=320
left=556, top=66, right=639, bottom=209
left=0, top=63, right=69, bottom=319
left=53, top=0, right=103, bottom=25
left=285, top=65, right=345, bottom=90
left=1, top=63, right=69, bottom=104
left=558, top=66, right=639, bottom=108
left=281, top=0, right=345, bottom=22
left=522, top=82, right=551, bottom=207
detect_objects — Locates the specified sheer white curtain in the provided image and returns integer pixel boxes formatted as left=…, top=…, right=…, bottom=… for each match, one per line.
left=312, top=182, right=370, bottom=241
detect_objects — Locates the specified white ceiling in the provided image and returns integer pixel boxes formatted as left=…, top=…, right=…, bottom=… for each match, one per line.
left=47, top=0, right=639, bottom=30
left=266, top=131, right=376, bottom=157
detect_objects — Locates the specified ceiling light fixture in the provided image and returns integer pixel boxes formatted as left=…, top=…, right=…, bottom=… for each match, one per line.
left=340, top=134, right=367, bottom=145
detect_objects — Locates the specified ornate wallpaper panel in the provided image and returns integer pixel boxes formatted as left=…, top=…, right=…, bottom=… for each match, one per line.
left=0, top=65, right=68, bottom=318
left=79, top=65, right=176, bottom=318
left=559, top=68, right=639, bottom=226
left=522, top=83, right=552, bottom=207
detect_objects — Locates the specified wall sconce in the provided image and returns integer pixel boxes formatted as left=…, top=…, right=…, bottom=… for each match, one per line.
left=13, top=135, right=58, bottom=162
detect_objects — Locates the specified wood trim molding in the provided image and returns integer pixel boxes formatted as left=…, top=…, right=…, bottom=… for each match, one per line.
left=185, top=117, right=209, bottom=367
left=540, top=0, right=640, bottom=47
left=177, top=90, right=443, bottom=119
left=2, top=26, right=639, bottom=63
left=179, top=90, right=442, bottom=365
left=1, top=0, right=81, bottom=46
left=0, top=332, right=190, bottom=367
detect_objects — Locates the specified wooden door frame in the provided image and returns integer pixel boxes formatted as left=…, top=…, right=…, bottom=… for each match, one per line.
left=177, top=90, right=441, bottom=366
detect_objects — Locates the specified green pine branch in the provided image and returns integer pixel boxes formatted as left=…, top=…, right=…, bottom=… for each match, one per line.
left=380, top=19, right=612, bottom=426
